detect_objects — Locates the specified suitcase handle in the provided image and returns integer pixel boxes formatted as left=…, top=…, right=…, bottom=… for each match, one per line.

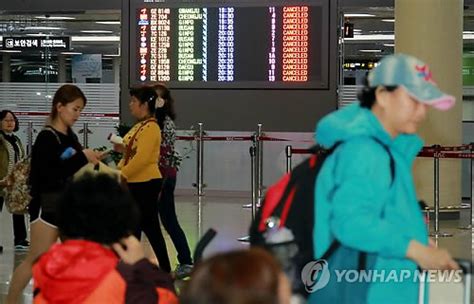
left=455, top=258, right=472, bottom=274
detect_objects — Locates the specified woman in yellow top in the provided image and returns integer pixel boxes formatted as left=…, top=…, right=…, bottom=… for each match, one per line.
left=115, top=85, right=171, bottom=273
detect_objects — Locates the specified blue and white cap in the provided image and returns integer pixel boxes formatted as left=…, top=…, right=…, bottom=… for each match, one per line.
left=368, top=54, right=455, bottom=111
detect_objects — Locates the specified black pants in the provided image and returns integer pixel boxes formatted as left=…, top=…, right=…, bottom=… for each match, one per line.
left=0, top=197, right=27, bottom=244
left=128, top=179, right=171, bottom=273
left=158, top=177, right=193, bottom=265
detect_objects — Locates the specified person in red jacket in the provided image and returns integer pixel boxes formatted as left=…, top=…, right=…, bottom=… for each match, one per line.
left=32, top=173, right=178, bottom=304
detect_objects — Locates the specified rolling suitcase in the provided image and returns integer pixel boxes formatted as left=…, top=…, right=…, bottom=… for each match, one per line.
left=418, top=259, right=472, bottom=304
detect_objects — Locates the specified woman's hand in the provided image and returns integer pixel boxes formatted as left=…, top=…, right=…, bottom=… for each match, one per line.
left=96, top=150, right=112, bottom=160
left=82, top=149, right=101, bottom=165
left=407, top=240, right=459, bottom=270
left=112, top=235, right=145, bottom=265
left=428, top=238, right=437, bottom=248
left=113, top=143, right=125, bottom=154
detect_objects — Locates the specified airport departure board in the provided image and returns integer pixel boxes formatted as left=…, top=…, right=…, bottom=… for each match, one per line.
left=129, top=0, right=330, bottom=89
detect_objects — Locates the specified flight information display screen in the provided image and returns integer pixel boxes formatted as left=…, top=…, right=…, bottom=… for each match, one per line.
left=129, top=0, right=330, bottom=89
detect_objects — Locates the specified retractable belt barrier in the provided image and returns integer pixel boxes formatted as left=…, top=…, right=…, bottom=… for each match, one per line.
left=176, top=125, right=313, bottom=241
left=176, top=135, right=303, bottom=142
left=174, top=125, right=472, bottom=239
left=285, top=143, right=474, bottom=237
left=175, top=127, right=309, bottom=220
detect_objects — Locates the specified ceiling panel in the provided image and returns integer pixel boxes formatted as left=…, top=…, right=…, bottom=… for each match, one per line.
left=0, top=1, right=471, bottom=62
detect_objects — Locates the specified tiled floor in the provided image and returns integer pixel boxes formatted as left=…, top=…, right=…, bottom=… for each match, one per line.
left=0, top=191, right=472, bottom=303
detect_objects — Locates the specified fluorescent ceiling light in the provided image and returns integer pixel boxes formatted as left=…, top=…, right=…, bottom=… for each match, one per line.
left=103, top=54, right=121, bottom=57
left=71, top=36, right=120, bottom=42
left=359, top=49, right=383, bottom=53
left=382, top=19, right=395, bottom=22
left=353, top=29, right=362, bottom=32
left=347, top=33, right=474, bottom=41
left=81, top=30, right=113, bottom=34
left=383, top=43, right=395, bottom=47
left=96, top=21, right=120, bottom=25
left=0, top=50, right=21, bottom=53
left=26, top=33, right=47, bottom=37
left=61, top=52, right=82, bottom=55
left=345, top=34, right=394, bottom=41
left=344, top=14, right=375, bottom=18
left=35, top=16, right=76, bottom=20
left=24, top=26, right=64, bottom=31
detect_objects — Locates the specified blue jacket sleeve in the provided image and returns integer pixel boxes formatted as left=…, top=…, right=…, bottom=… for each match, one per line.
left=328, top=139, right=411, bottom=259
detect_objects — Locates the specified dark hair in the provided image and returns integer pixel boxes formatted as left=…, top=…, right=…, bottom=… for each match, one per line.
left=57, top=173, right=139, bottom=245
left=130, top=85, right=158, bottom=117
left=151, top=83, right=176, bottom=128
left=0, top=110, right=19, bottom=132
left=51, top=85, right=87, bottom=120
left=180, top=248, right=282, bottom=304
left=357, top=77, right=398, bottom=109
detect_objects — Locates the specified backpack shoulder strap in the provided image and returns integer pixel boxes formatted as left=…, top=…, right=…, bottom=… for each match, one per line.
left=269, top=144, right=338, bottom=227
left=42, top=126, right=61, bottom=145
left=124, top=118, right=156, bottom=166
left=369, top=137, right=395, bottom=185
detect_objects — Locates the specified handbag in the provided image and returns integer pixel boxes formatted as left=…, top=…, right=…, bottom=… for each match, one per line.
left=3, top=157, right=31, bottom=214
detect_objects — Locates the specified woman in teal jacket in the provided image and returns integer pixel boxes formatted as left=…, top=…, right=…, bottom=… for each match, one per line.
left=310, top=54, right=459, bottom=304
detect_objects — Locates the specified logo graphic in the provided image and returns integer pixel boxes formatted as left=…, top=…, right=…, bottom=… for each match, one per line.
left=5, top=39, right=13, bottom=48
left=301, top=259, right=330, bottom=293
left=415, top=64, right=436, bottom=84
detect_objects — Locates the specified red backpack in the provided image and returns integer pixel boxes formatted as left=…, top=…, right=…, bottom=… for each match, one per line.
left=249, top=139, right=394, bottom=298
left=249, top=145, right=333, bottom=297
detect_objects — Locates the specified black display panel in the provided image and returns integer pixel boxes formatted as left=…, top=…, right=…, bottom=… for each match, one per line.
left=129, top=0, right=330, bottom=89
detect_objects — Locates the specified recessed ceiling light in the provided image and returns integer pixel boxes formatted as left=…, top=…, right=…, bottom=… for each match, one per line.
left=359, top=49, right=383, bottom=53
left=382, top=19, right=395, bottom=22
left=24, top=26, right=64, bottom=31
left=344, top=14, right=375, bottom=18
left=96, top=21, right=120, bottom=25
left=35, top=16, right=76, bottom=20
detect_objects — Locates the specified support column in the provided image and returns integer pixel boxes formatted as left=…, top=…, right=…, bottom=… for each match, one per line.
left=395, top=0, right=463, bottom=207
left=58, top=54, right=67, bottom=83
left=2, top=53, right=11, bottom=82
left=113, top=57, right=121, bottom=84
